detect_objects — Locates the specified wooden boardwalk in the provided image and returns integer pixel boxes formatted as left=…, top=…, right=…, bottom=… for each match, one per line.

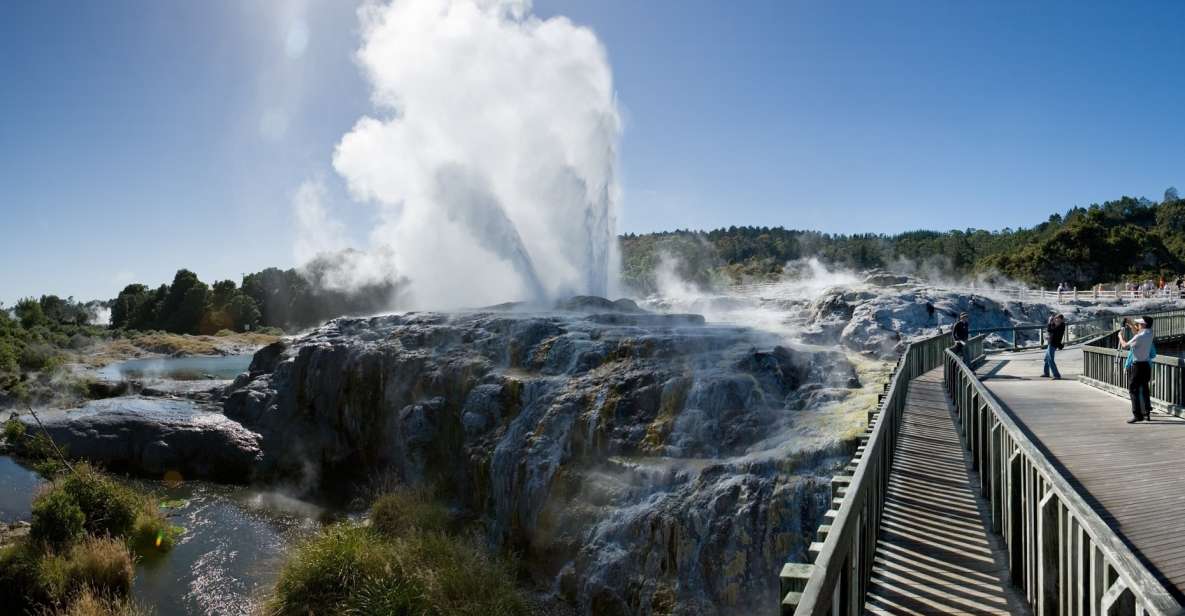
left=865, top=368, right=1031, bottom=615
left=979, top=346, right=1185, bottom=603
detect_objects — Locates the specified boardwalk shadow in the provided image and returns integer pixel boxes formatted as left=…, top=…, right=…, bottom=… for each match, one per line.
left=865, top=369, right=1030, bottom=615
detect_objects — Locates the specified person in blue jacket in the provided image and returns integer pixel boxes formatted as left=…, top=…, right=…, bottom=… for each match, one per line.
left=1119, top=316, right=1156, bottom=423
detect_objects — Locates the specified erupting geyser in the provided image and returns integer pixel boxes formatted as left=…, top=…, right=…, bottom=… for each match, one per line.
left=328, top=0, right=621, bottom=308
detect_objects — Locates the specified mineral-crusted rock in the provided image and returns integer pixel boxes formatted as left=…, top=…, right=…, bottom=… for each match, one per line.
left=224, top=304, right=860, bottom=614
left=24, top=397, right=262, bottom=481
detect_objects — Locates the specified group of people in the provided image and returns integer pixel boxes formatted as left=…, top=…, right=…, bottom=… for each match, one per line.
left=950, top=311, right=1157, bottom=424
left=1032, top=312, right=1156, bottom=423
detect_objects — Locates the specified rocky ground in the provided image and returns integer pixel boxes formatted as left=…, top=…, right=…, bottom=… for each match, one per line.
left=12, top=277, right=1177, bottom=615
left=220, top=297, right=862, bottom=615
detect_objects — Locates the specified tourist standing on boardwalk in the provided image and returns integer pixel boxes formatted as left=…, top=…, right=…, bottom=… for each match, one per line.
left=1043, top=313, right=1065, bottom=379
left=1119, top=316, right=1155, bottom=423
left=952, top=312, right=971, bottom=365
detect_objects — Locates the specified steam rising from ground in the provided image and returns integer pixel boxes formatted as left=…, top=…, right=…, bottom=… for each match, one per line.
left=307, top=0, right=620, bottom=309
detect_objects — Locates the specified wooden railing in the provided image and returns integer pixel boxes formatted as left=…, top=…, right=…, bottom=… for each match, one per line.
left=944, top=348, right=1185, bottom=615
left=940, top=286, right=1185, bottom=302
left=779, top=331, right=983, bottom=614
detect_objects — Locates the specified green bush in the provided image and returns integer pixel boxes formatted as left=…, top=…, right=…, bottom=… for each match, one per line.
left=32, top=487, right=86, bottom=548
left=3, top=417, right=26, bottom=444
left=370, top=487, right=449, bottom=538
left=62, top=465, right=139, bottom=539
left=128, top=506, right=179, bottom=556
left=19, top=341, right=61, bottom=372
left=0, top=541, right=46, bottom=610
left=267, top=524, right=398, bottom=616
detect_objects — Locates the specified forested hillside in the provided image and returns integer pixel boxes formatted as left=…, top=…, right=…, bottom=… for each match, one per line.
left=620, top=190, right=1185, bottom=293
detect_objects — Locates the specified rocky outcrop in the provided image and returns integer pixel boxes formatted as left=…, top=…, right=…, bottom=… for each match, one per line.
left=223, top=304, right=861, bottom=615
left=24, top=398, right=262, bottom=482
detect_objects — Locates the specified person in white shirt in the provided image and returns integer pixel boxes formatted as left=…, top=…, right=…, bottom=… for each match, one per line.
left=1119, top=316, right=1155, bottom=423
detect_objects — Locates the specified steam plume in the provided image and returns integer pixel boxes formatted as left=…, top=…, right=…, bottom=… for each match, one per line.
left=331, top=0, right=621, bottom=308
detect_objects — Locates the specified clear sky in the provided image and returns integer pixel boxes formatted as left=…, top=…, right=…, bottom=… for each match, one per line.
left=2, top=1, right=1183, bottom=304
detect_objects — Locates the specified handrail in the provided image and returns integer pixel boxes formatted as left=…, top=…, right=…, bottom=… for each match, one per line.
left=944, top=348, right=1185, bottom=614
left=781, top=331, right=975, bottom=614
left=973, top=308, right=1185, bottom=352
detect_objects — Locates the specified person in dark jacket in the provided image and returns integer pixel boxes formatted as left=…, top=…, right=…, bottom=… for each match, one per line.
left=952, top=312, right=971, bottom=365
left=1043, top=313, right=1066, bottom=379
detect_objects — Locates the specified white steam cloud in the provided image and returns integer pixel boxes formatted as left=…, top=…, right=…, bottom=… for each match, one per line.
left=324, top=0, right=621, bottom=309
left=293, top=179, right=347, bottom=264
left=293, top=179, right=400, bottom=292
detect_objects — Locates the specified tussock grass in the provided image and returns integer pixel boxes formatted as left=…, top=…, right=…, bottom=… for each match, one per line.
left=0, top=536, right=136, bottom=614
left=266, top=488, right=526, bottom=616
left=49, top=586, right=152, bottom=616
left=370, top=487, right=449, bottom=537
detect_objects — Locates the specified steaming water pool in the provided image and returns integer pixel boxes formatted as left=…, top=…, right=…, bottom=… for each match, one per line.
left=0, top=456, right=322, bottom=615
left=98, top=355, right=253, bottom=381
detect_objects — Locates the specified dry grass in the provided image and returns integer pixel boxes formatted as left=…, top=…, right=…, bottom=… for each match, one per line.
left=65, top=537, right=135, bottom=597
left=51, top=586, right=152, bottom=616
left=80, top=331, right=282, bottom=368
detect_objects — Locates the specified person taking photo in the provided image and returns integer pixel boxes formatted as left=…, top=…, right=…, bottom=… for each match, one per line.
left=1119, top=316, right=1156, bottom=423
left=1043, top=313, right=1065, bottom=379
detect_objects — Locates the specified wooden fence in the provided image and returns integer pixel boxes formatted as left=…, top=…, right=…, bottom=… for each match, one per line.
left=944, top=348, right=1184, bottom=615
left=941, top=287, right=1185, bottom=302
left=779, top=332, right=983, bottom=614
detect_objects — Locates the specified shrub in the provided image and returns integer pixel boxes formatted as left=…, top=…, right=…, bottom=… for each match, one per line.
left=37, top=550, right=74, bottom=605
left=3, top=416, right=26, bottom=444
left=266, top=524, right=397, bottom=616
left=61, top=465, right=139, bottom=539
left=128, top=506, right=178, bottom=556
left=66, top=537, right=135, bottom=597
left=19, top=341, right=61, bottom=372
left=0, top=541, right=45, bottom=610
left=370, top=488, right=449, bottom=538
left=32, top=486, right=85, bottom=548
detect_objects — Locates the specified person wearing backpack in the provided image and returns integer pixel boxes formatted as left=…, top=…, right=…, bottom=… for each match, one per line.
left=1119, top=316, right=1156, bottom=423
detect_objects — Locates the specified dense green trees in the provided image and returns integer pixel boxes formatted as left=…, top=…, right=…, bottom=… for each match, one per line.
left=0, top=296, right=109, bottom=399
left=621, top=192, right=1185, bottom=292
left=111, top=271, right=258, bottom=334
left=109, top=257, right=398, bottom=334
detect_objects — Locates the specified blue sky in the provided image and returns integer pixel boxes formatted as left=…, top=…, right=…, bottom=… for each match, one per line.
left=2, top=1, right=1184, bottom=304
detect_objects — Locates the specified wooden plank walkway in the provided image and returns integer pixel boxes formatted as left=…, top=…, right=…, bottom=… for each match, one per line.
left=865, top=368, right=1031, bottom=615
left=979, top=346, right=1185, bottom=603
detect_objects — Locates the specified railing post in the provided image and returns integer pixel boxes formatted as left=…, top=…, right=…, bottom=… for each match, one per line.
left=1009, top=451, right=1024, bottom=585
left=1038, top=491, right=1060, bottom=615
